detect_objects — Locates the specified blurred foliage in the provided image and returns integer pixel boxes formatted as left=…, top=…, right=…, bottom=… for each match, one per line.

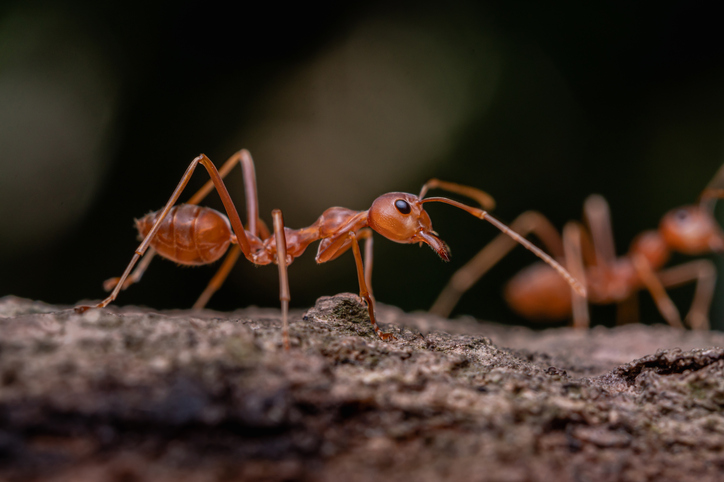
left=1, top=0, right=723, bottom=329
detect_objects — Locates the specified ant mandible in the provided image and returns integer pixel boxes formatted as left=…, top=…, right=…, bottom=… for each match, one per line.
left=76, top=150, right=586, bottom=349
left=430, top=165, right=724, bottom=330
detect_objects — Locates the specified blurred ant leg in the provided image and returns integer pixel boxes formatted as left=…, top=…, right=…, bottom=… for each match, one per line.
left=699, top=163, right=724, bottom=212
left=192, top=245, right=243, bottom=310
left=350, top=231, right=395, bottom=341
left=563, top=221, right=589, bottom=329
left=76, top=155, right=253, bottom=312
left=630, top=254, right=684, bottom=329
left=256, top=218, right=272, bottom=240
left=583, top=195, right=617, bottom=267
left=419, top=178, right=496, bottom=210
left=656, top=259, right=716, bottom=330
left=272, top=209, right=291, bottom=350
left=429, top=211, right=563, bottom=318
left=103, top=248, right=157, bottom=292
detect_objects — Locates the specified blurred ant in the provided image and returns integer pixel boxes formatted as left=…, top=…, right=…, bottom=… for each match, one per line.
left=430, top=165, right=724, bottom=329
left=75, top=150, right=585, bottom=348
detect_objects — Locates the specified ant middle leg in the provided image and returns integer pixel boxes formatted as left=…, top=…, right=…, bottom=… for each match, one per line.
left=349, top=230, right=395, bottom=341
left=656, top=259, right=716, bottom=330
left=630, top=254, right=684, bottom=329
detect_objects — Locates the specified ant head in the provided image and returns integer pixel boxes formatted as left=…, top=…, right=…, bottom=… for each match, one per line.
left=368, top=192, right=451, bottom=261
left=659, top=205, right=724, bottom=254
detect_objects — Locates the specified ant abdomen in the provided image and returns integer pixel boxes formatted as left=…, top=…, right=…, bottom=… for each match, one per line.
left=504, top=262, right=573, bottom=321
left=135, top=204, right=233, bottom=266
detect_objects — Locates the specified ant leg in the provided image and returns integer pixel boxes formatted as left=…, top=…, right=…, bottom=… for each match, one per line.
left=256, top=218, right=272, bottom=240
left=363, top=232, right=374, bottom=299
left=189, top=149, right=263, bottom=238
left=76, top=154, right=254, bottom=312
left=350, top=231, right=395, bottom=341
left=193, top=245, right=242, bottom=310
left=562, top=221, right=589, bottom=329
left=656, top=259, right=716, bottom=330
left=77, top=158, right=211, bottom=311
left=103, top=151, right=258, bottom=300
left=631, top=254, right=684, bottom=329
left=583, top=195, right=617, bottom=267
left=102, top=248, right=157, bottom=292
left=272, top=209, right=291, bottom=350
left=429, top=211, right=563, bottom=318
left=187, top=150, right=265, bottom=306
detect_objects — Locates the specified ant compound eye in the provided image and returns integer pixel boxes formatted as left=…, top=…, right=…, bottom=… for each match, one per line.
left=395, top=199, right=411, bottom=214
left=674, top=209, right=690, bottom=222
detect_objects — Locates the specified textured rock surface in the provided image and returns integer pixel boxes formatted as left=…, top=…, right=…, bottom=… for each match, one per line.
left=1, top=294, right=724, bottom=481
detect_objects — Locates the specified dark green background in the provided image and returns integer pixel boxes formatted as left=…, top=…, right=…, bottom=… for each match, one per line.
left=1, top=1, right=723, bottom=329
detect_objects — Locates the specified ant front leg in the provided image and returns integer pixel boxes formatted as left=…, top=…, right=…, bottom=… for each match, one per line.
left=349, top=230, right=396, bottom=341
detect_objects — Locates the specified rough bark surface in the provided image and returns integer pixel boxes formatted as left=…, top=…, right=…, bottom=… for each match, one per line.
left=1, top=294, right=724, bottom=481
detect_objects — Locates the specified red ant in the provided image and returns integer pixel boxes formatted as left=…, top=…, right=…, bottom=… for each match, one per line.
left=76, top=150, right=586, bottom=348
left=430, top=165, right=724, bottom=330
